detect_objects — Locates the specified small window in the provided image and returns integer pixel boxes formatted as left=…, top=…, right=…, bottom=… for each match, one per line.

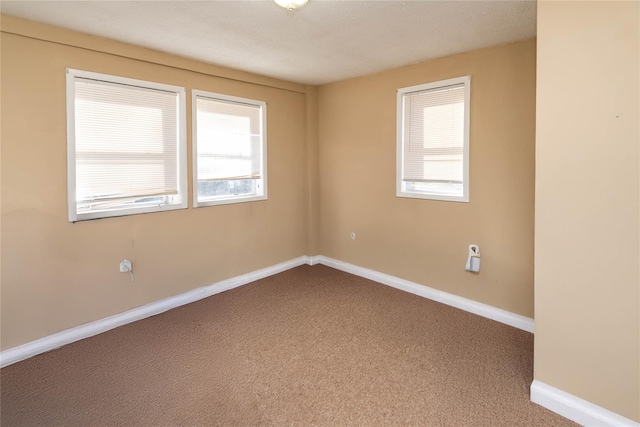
left=66, top=69, right=187, bottom=222
left=192, top=90, right=267, bottom=207
left=397, top=76, right=470, bottom=202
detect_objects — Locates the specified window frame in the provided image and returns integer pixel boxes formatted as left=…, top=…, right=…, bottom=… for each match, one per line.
left=66, top=68, right=188, bottom=222
left=191, top=89, right=268, bottom=208
left=396, top=75, right=471, bottom=203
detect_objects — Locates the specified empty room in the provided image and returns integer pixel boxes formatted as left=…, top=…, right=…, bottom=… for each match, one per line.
left=1, top=1, right=638, bottom=426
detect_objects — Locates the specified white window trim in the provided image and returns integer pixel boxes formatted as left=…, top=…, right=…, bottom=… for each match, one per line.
left=396, top=75, right=471, bottom=203
left=66, top=68, right=188, bottom=222
left=192, top=89, right=268, bottom=208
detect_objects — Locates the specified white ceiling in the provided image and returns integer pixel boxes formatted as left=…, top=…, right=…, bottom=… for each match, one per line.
left=1, top=0, right=536, bottom=85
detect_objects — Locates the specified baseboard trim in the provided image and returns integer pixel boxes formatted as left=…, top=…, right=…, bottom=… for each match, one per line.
left=0, top=256, right=310, bottom=368
left=531, top=380, right=639, bottom=427
left=1, top=254, right=534, bottom=367
left=310, top=255, right=535, bottom=333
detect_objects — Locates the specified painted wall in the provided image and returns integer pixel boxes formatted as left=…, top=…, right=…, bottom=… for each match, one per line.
left=534, top=1, right=640, bottom=422
left=1, top=17, right=310, bottom=350
left=305, top=85, right=320, bottom=256
left=318, top=39, right=537, bottom=317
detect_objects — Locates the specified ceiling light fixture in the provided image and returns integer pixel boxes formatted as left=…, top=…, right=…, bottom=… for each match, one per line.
left=273, top=0, right=309, bottom=10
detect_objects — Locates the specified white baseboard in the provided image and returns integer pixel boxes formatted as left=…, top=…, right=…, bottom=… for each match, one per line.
left=310, top=255, right=535, bottom=333
left=531, top=380, right=639, bottom=427
left=0, top=256, right=310, bottom=368
left=307, top=255, right=321, bottom=266
left=0, top=254, right=534, bottom=368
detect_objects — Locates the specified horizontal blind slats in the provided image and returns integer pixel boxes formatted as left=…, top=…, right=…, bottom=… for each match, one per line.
left=403, top=84, right=465, bottom=183
left=196, top=97, right=262, bottom=181
left=74, top=78, right=179, bottom=203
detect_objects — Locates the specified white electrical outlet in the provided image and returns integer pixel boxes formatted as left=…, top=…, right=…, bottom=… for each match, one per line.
left=119, top=259, right=132, bottom=273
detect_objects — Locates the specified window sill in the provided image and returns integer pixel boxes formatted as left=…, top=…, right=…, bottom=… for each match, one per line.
left=194, top=194, right=267, bottom=208
left=70, top=202, right=188, bottom=222
left=396, top=190, right=469, bottom=203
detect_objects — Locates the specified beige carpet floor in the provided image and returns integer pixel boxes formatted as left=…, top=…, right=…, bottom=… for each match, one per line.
left=1, top=265, right=576, bottom=426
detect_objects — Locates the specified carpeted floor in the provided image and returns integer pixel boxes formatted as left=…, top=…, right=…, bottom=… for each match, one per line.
left=1, top=265, right=576, bottom=426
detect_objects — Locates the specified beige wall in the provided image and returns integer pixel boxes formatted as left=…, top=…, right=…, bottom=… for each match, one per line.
left=1, top=17, right=310, bottom=350
left=318, top=39, right=537, bottom=317
left=305, top=85, right=320, bottom=256
left=535, top=1, right=640, bottom=422
left=1, top=20, right=538, bottom=349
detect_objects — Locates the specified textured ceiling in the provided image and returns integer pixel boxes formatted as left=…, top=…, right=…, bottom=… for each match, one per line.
left=1, top=0, right=536, bottom=85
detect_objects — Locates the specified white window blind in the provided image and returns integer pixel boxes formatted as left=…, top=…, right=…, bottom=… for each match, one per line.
left=67, top=69, right=187, bottom=221
left=193, top=90, right=267, bottom=207
left=397, top=76, right=470, bottom=202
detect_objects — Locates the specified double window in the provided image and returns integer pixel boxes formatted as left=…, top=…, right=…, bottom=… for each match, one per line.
left=397, top=76, right=470, bottom=202
left=66, top=70, right=267, bottom=222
